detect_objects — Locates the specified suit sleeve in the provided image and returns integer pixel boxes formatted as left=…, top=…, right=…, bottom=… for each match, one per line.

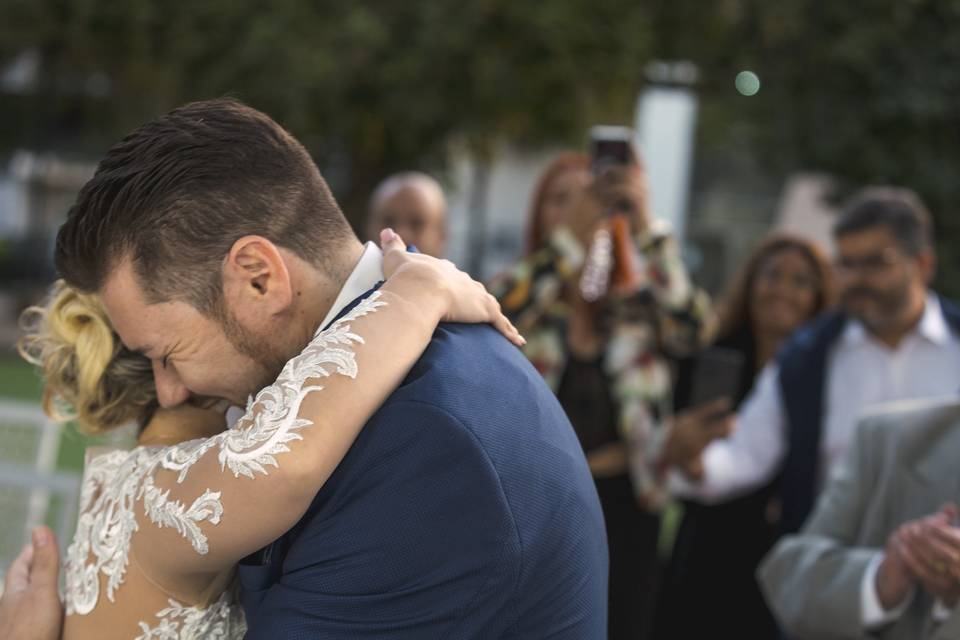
left=757, top=415, right=884, bottom=639
left=258, top=400, right=521, bottom=638
left=930, top=606, right=960, bottom=640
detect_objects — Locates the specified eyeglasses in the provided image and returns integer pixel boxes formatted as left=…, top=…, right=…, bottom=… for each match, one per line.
left=834, top=248, right=903, bottom=276
left=755, top=267, right=817, bottom=291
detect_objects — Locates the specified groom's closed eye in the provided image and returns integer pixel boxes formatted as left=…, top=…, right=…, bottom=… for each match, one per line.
left=128, top=343, right=170, bottom=370
left=160, top=345, right=178, bottom=369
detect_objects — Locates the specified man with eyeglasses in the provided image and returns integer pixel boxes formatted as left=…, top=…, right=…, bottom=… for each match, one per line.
left=670, top=186, right=960, bottom=635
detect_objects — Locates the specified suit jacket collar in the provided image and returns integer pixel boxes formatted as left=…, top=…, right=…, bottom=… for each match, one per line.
left=317, top=242, right=384, bottom=334
left=324, top=282, right=385, bottom=331
left=895, top=399, right=960, bottom=487
left=241, top=277, right=385, bottom=577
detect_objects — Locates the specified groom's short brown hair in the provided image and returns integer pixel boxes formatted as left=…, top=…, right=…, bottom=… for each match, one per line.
left=55, top=98, right=354, bottom=315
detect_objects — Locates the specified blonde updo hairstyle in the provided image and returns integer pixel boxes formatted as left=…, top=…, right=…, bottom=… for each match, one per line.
left=18, top=280, right=157, bottom=435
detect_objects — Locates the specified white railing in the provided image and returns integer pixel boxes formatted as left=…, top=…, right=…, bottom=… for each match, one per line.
left=0, top=400, right=81, bottom=589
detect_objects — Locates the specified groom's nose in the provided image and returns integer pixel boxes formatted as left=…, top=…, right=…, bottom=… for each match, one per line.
left=153, top=361, right=191, bottom=408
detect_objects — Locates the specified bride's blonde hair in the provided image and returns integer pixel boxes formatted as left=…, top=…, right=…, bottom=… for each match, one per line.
left=18, top=280, right=157, bottom=435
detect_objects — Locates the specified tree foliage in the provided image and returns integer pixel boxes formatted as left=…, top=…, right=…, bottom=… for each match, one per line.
left=656, top=0, right=960, bottom=293
left=2, top=0, right=960, bottom=294
left=0, top=0, right=654, bottom=219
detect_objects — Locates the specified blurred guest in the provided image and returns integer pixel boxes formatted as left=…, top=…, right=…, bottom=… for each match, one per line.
left=656, top=234, right=836, bottom=639
left=365, top=172, right=447, bottom=257
left=670, top=187, right=960, bottom=536
left=520, top=152, right=592, bottom=256
left=494, top=151, right=714, bottom=639
left=760, top=397, right=960, bottom=639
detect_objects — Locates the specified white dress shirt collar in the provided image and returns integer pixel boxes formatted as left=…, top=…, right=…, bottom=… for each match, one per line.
left=316, top=242, right=385, bottom=333
left=227, top=243, right=385, bottom=426
left=839, top=292, right=951, bottom=349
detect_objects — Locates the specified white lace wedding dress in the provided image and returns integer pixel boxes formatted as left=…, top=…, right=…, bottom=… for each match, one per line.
left=62, top=294, right=390, bottom=639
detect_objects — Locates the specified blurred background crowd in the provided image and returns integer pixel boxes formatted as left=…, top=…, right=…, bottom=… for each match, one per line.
left=2, top=1, right=960, bottom=638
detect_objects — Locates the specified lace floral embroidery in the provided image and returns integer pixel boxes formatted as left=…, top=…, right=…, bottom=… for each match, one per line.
left=134, top=591, right=246, bottom=640
left=159, top=292, right=385, bottom=482
left=141, top=477, right=224, bottom=555
left=67, top=449, right=142, bottom=614
left=64, top=293, right=386, bottom=618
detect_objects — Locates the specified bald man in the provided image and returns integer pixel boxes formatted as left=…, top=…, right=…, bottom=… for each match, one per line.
left=366, top=172, right=448, bottom=258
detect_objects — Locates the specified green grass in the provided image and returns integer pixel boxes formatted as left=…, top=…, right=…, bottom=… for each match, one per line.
left=0, top=354, right=90, bottom=472
left=0, top=354, right=43, bottom=400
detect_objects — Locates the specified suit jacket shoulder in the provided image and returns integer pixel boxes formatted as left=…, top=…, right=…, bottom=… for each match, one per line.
left=856, top=396, right=960, bottom=474
left=759, top=395, right=960, bottom=640
left=240, top=321, right=607, bottom=640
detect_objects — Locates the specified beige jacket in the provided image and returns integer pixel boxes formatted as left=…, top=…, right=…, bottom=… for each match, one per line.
left=759, top=396, right=960, bottom=640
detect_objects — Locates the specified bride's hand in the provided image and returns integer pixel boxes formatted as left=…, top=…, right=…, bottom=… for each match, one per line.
left=380, top=229, right=525, bottom=347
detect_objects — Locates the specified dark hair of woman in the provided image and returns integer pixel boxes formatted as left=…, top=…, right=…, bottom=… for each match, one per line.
left=714, top=233, right=837, bottom=341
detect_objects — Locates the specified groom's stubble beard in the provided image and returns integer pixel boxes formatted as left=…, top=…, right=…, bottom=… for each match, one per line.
left=218, top=307, right=292, bottom=397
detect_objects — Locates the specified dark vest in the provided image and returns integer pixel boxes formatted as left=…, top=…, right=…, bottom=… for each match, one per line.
left=777, top=295, right=960, bottom=534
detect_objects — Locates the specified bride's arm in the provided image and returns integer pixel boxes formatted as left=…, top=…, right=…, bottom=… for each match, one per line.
left=131, top=232, right=521, bottom=590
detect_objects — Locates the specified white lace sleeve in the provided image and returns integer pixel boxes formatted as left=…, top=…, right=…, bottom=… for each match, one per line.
left=159, top=293, right=386, bottom=483
left=117, top=290, right=437, bottom=586
left=66, top=293, right=396, bottom=618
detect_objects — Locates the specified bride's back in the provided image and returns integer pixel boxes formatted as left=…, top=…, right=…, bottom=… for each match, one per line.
left=19, top=282, right=245, bottom=639
left=63, top=445, right=244, bottom=640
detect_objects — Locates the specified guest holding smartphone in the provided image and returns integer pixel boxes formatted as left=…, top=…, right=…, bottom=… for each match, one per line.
left=657, top=234, right=836, bottom=639
left=493, top=147, right=713, bottom=639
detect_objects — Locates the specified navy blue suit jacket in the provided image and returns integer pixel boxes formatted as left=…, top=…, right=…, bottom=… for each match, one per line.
left=238, top=290, right=608, bottom=638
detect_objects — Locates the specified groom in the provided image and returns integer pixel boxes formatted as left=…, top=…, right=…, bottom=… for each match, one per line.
left=30, top=99, right=607, bottom=638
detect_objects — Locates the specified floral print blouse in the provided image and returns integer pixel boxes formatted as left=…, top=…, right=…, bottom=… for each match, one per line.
left=493, top=224, right=711, bottom=510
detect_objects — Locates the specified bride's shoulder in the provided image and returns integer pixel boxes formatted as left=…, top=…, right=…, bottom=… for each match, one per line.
left=81, top=443, right=161, bottom=478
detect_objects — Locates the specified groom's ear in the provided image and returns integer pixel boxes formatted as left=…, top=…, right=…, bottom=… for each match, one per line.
left=222, top=236, right=294, bottom=315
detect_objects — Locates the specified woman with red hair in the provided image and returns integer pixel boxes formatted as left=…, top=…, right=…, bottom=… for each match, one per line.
left=493, top=151, right=712, bottom=639
left=523, top=152, right=593, bottom=255
left=657, top=233, right=836, bottom=639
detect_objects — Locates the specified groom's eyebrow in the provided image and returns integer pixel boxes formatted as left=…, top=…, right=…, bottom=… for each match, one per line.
left=128, top=344, right=155, bottom=357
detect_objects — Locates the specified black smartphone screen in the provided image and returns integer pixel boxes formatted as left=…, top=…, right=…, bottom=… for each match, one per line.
left=689, top=347, right=746, bottom=409
left=590, top=139, right=630, bottom=174
left=589, top=126, right=633, bottom=174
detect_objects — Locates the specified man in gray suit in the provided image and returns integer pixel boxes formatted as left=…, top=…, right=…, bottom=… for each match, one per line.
left=759, top=396, right=960, bottom=639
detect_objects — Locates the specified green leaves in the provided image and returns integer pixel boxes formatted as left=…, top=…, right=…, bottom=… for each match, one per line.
left=3, top=0, right=959, bottom=296
left=0, top=0, right=655, bottom=222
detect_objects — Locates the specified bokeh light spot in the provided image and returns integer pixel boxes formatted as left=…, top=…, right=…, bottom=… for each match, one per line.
left=735, top=71, right=760, bottom=96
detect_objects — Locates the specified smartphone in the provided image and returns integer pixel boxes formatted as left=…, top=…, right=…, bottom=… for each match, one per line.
left=689, top=347, right=746, bottom=411
left=588, top=125, right=634, bottom=175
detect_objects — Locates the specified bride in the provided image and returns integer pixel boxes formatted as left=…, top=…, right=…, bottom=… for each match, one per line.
left=17, top=232, right=522, bottom=639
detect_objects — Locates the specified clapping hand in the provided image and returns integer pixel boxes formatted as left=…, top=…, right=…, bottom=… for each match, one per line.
left=897, top=504, right=960, bottom=607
